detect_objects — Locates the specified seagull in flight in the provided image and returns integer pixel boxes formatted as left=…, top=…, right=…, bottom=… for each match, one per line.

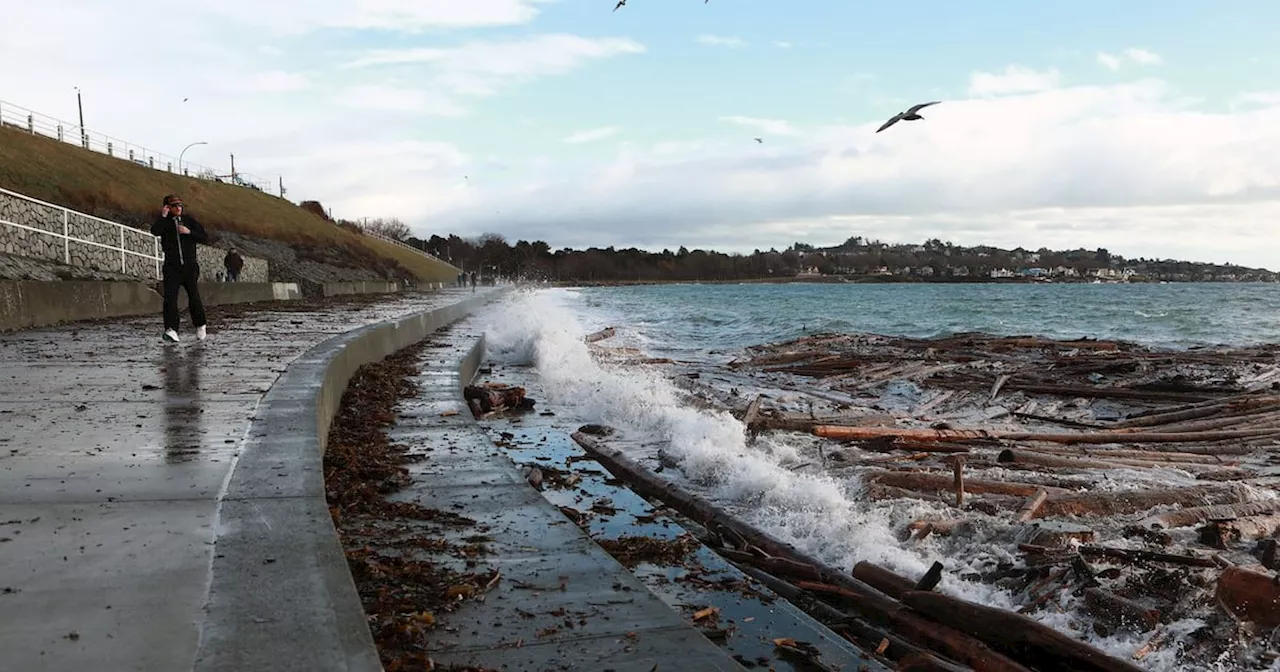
left=614, top=0, right=625, bottom=11
left=754, top=137, right=763, bottom=144
left=876, top=101, right=941, bottom=133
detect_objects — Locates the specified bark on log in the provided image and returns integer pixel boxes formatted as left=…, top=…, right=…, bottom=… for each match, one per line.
left=815, top=424, right=1277, bottom=444
left=1036, top=486, right=1246, bottom=519
left=853, top=561, right=916, bottom=599
left=997, top=448, right=1232, bottom=473
left=583, top=326, right=617, bottom=343
left=1015, top=446, right=1232, bottom=464
left=740, top=394, right=764, bottom=432
left=899, top=591, right=1148, bottom=672
left=865, top=470, right=1064, bottom=498
left=795, top=581, right=1033, bottom=672
left=1082, top=588, right=1160, bottom=633
left=1016, top=490, right=1050, bottom=523
left=1113, top=395, right=1280, bottom=428
left=1076, top=545, right=1217, bottom=568
left=1149, top=500, right=1280, bottom=529
left=1198, top=515, right=1280, bottom=549
left=717, top=548, right=824, bottom=582
left=1215, top=565, right=1280, bottom=628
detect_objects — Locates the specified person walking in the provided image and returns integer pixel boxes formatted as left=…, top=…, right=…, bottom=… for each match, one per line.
left=151, top=195, right=210, bottom=343
left=469, top=271, right=477, bottom=292
left=223, top=247, right=244, bottom=282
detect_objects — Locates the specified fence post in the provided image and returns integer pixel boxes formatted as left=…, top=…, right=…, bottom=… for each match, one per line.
left=107, top=141, right=113, bottom=157
left=81, top=131, right=88, bottom=149
left=57, top=124, right=63, bottom=142
left=27, top=114, right=33, bottom=133
left=149, top=156, right=155, bottom=169
left=63, top=210, right=69, bottom=263
left=166, top=161, right=172, bottom=172
left=120, top=227, right=126, bottom=273
left=129, top=149, right=135, bottom=162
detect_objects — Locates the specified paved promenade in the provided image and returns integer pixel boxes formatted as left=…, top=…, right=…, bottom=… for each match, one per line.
left=0, top=290, right=476, bottom=671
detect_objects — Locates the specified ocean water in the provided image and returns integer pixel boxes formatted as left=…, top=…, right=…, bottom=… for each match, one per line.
left=479, top=283, right=1280, bottom=671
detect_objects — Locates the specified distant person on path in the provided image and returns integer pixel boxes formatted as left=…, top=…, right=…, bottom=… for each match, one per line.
left=151, top=195, right=209, bottom=343
left=223, top=247, right=244, bottom=282
left=469, top=271, right=477, bottom=292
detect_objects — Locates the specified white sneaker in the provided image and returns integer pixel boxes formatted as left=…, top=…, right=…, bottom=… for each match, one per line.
left=196, top=325, right=207, bottom=341
left=163, top=329, right=180, bottom=343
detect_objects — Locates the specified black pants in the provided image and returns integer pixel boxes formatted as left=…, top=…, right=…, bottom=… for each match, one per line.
left=162, top=263, right=206, bottom=331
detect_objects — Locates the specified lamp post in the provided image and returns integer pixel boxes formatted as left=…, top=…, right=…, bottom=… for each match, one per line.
left=73, top=87, right=86, bottom=147
left=179, top=141, right=208, bottom=176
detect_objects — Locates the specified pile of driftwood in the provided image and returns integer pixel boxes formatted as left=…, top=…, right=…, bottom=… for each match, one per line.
left=463, top=383, right=535, bottom=418
left=722, top=332, right=1280, bottom=666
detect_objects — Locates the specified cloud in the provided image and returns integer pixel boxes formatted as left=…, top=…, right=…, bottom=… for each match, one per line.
left=247, top=71, right=312, bottom=92
left=200, top=0, right=553, bottom=33
left=563, top=126, right=620, bottom=144
left=696, top=35, right=747, bottom=48
left=967, top=65, right=1060, bottom=97
left=774, top=41, right=793, bottom=48
left=1098, top=47, right=1164, bottom=71
left=424, top=74, right=1280, bottom=270
left=720, top=116, right=801, bottom=137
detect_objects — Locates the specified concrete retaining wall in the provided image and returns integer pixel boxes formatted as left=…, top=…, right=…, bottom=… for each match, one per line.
left=321, top=281, right=400, bottom=297
left=0, top=280, right=303, bottom=332
left=195, top=291, right=502, bottom=671
left=0, top=190, right=268, bottom=281
left=0, top=280, right=160, bottom=331
left=162, top=282, right=302, bottom=309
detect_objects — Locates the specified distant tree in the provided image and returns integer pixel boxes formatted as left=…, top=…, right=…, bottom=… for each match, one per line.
left=362, top=217, right=412, bottom=241
left=299, top=200, right=331, bottom=221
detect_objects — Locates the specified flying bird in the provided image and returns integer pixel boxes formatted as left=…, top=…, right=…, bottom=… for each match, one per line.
left=754, top=137, right=763, bottom=143
left=614, top=0, right=625, bottom=10
left=876, top=101, right=941, bottom=133
left=182, top=98, right=188, bottom=102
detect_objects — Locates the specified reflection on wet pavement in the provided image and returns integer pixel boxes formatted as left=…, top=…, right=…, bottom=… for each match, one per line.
left=162, top=344, right=203, bottom=463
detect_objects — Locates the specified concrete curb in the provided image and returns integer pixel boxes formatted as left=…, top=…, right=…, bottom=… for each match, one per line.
left=194, top=290, right=504, bottom=672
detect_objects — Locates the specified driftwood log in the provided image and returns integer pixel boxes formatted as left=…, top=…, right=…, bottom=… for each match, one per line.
left=571, top=430, right=1142, bottom=672
left=1214, top=565, right=1280, bottom=628
left=813, top=425, right=1277, bottom=445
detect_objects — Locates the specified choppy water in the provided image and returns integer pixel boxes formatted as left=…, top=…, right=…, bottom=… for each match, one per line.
left=478, top=283, right=1280, bottom=672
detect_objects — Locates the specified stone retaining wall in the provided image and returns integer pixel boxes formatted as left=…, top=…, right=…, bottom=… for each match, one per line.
left=0, top=190, right=267, bottom=282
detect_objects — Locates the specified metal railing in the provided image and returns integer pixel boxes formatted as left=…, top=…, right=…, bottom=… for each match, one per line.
left=0, top=186, right=161, bottom=278
left=0, top=98, right=280, bottom=196
left=363, top=230, right=453, bottom=266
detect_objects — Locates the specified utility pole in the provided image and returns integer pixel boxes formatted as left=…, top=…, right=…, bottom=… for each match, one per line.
left=279, top=176, right=286, bottom=199
left=229, top=153, right=236, bottom=182
left=74, top=87, right=86, bottom=148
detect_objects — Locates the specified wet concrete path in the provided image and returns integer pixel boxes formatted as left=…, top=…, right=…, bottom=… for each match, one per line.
left=0, top=289, right=484, bottom=672
left=385, top=316, right=747, bottom=671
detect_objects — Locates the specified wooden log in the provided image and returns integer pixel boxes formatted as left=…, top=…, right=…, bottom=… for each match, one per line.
left=717, top=548, right=824, bottom=582
left=740, top=566, right=961, bottom=669
left=1129, top=409, right=1280, bottom=435
left=583, top=326, right=616, bottom=343
left=1113, top=396, right=1280, bottom=429
left=896, top=651, right=975, bottom=672
left=1198, top=515, right=1280, bottom=549
left=899, top=591, right=1148, bottom=672
left=952, top=456, right=966, bottom=507
left=1149, top=499, right=1280, bottom=529
left=865, top=470, right=1063, bottom=498
left=1016, top=490, right=1049, bottom=523
left=853, top=561, right=916, bottom=599
left=906, top=519, right=965, bottom=540
left=1015, top=446, right=1231, bottom=464
left=1082, top=588, right=1160, bottom=633
left=740, top=394, right=764, bottom=432
left=1076, top=545, right=1217, bottom=568
left=1215, top=565, right=1280, bottom=628
left=917, top=562, right=945, bottom=591
left=814, top=425, right=1277, bottom=445
left=1036, top=486, right=1245, bottom=519
left=794, top=581, right=1033, bottom=672
left=997, top=448, right=1231, bottom=473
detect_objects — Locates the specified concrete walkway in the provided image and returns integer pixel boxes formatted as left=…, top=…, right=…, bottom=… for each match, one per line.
left=383, top=318, right=746, bottom=671
left=0, top=289, right=481, bottom=671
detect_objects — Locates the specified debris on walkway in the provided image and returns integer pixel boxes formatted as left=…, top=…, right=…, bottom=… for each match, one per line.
left=324, top=336, right=499, bottom=672
left=463, top=383, right=534, bottom=418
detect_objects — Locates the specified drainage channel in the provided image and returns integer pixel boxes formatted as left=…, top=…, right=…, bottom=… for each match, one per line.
left=471, top=358, right=885, bottom=672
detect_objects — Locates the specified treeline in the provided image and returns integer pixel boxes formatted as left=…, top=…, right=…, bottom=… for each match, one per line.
left=295, top=202, right=1272, bottom=282
left=395, top=233, right=1275, bottom=282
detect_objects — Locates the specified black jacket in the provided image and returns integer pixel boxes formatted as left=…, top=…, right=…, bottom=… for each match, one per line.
left=150, top=214, right=209, bottom=267
left=224, top=251, right=244, bottom=273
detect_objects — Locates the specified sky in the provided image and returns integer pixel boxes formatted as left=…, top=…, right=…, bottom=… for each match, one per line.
left=4, top=1, right=1280, bottom=268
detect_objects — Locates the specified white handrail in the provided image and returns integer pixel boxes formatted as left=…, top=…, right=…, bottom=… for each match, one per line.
left=0, top=187, right=161, bottom=278
left=0, top=98, right=280, bottom=196
left=363, top=230, right=452, bottom=265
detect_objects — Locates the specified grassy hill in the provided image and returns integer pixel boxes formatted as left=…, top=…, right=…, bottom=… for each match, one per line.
left=0, top=125, right=458, bottom=283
